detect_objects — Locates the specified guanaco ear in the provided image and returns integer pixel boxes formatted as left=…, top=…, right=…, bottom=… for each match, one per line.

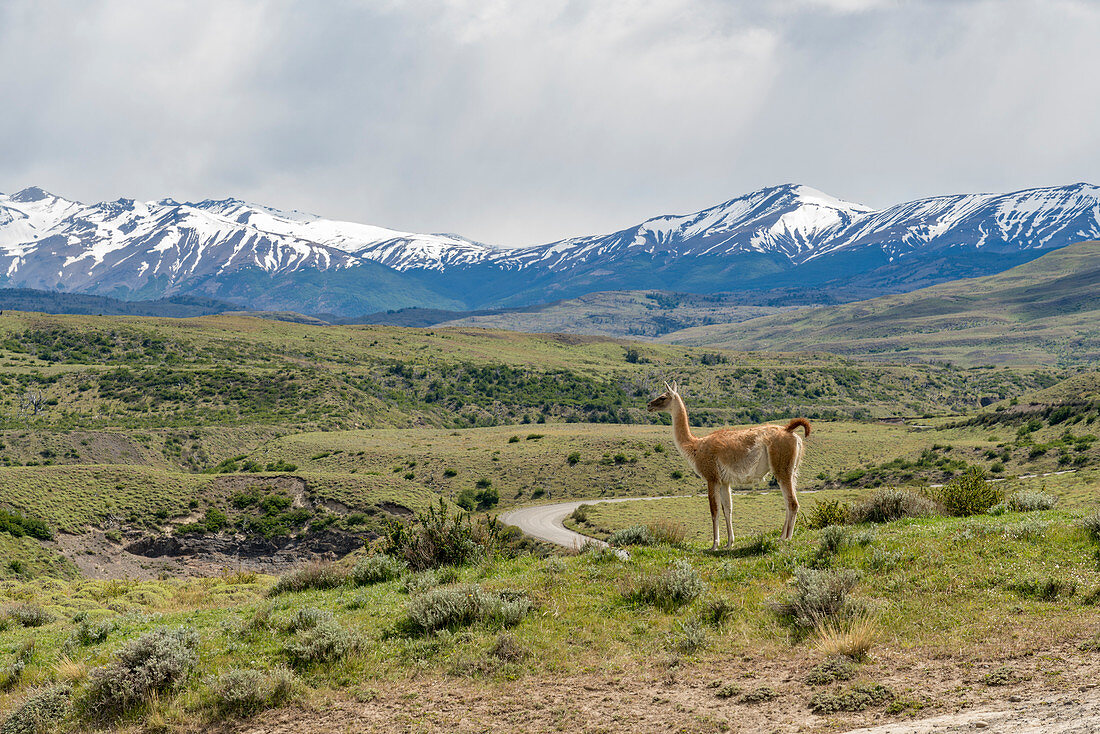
left=671, top=380, right=679, bottom=393
left=663, top=381, right=672, bottom=393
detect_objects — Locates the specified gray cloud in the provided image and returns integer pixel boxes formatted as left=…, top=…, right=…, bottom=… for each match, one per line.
left=1, top=0, right=1097, bottom=245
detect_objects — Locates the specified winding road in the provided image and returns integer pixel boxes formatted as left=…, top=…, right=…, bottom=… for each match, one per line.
left=499, top=495, right=684, bottom=549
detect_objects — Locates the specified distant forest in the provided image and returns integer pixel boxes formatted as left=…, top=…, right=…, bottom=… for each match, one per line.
left=0, top=288, right=239, bottom=318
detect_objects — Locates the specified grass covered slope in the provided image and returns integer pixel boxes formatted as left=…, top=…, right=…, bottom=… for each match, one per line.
left=663, top=240, right=1100, bottom=366
left=0, top=311, right=1067, bottom=436
left=2, top=493, right=1099, bottom=732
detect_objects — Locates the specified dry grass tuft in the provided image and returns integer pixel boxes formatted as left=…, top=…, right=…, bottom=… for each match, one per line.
left=648, top=519, right=688, bottom=546
left=814, top=614, right=879, bottom=661
left=54, top=655, right=87, bottom=683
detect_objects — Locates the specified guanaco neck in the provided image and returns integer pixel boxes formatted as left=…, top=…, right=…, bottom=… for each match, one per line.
left=670, top=392, right=696, bottom=455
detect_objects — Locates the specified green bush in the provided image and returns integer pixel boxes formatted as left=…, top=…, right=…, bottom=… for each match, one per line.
left=990, top=491, right=1058, bottom=515
left=700, top=596, right=737, bottom=626
left=668, top=620, right=708, bottom=653
left=851, top=488, right=935, bottom=524
left=770, top=567, right=861, bottom=628
left=1080, top=512, right=1100, bottom=543
left=569, top=504, right=591, bottom=523
left=80, top=627, right=198, bottom=721
left=804, top=656, right=858, bottom=686
left=285, top=620, right=359, bottom=668
left=566, top=452, right=580, bottom=465
left=350, top=554, right=406, bottom=586
left=809, top=683, right=893, bottom=714
left=934, top=467, right=1003, bottom=517
left=268, top=563, right=348, bottom=596
left=71, top=617, right=115, bottom=646
left=608, top=525, right=653, bottom=547
left=0, top=684, right=71, bottom=734
left=627, top=560, right=705, bottom=612
left=0, top=510, right=53, bottom=541
left=817, top=526, right=848, bottom=558
left=1008, top=576, right=1077, bottom=601
left=382, top=499, right=499, bottom=571
left=406, top=584, right=531, bottom=633
left=284, top=607, right=333, bottom=634
left=804, top=499, right=850, bottom=529
left=209, top=667, right=299, bottom=717
left=6, top=605, right=54, bottom=628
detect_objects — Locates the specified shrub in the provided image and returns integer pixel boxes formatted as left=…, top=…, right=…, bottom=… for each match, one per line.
left=0, top=510, right=52, bottom=541
left=627, top=561, right=705, bottom=612
left=739, top=686, right=778, bottom=703
left=382, top=498, right=500, bottom=571
left=71, top=618, right=115, bottom=646
left=81, top=627, right=198, bottom=720
left=284, top=607, right=333, bottom=634
left=1008, top=576, right=1077, bottom=601
left=990, top=491, right=1058, bottom=515
left=804, top=499, right=850, bottom=529
left=285, top=620, right=359, bottom=668
left=851, top=488, right=935, bottom=524
left=668, top=620, right=708, bottom=653
left=733, top=533, right=777, bottom=557
left=569, top=504, right=591, bottom=523
left=209, top=667, right=298, bottom=717
left=1080, top=512, right=1100, bottom=543
left=771, top=567, right=861, bottom=629
left=488, top=632, right=529, bottom=663
left=350, top=554, right=406, bottom=586
left=401, top=569, right=449, bottom=596
left=0, top=684, right=71, bottom=734
left=648, top=520, right=687, bottom=547
left=406, top=585, right=531, bottom=633
left=809, top=683, right=893, bottom=714
left=608, top=525, right=653, bottom=547
left=210, top=668, right=267, bottom=716
left=1, top=640, right=35, bottom=692
left=804, top=656, right=858, bottom=686
left=816, top=526, right=848, bottom=558
left=566, top=452, right=580, bottom=465
left=268, top=562, right=348, bottom=596
left=5, top=605, right=53, bottom=629
left=934, top=467, right=1003, bottom=517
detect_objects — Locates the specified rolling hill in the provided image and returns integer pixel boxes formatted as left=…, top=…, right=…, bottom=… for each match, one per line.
left=661, top=240, right=1100, bottom=366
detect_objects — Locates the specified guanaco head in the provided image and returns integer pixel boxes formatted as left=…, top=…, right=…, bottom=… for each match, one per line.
left=646, top=381, right=679, bottom=412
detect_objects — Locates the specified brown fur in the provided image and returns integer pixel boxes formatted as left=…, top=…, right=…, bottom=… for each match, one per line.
left=648, top=381, right=809, bottom=547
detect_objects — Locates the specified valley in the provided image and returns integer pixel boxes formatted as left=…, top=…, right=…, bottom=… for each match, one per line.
left=0, top=308, right=1097, bottom=733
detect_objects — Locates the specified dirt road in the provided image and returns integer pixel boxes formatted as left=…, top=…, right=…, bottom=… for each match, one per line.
left=498, top=495, right=679, bottom=549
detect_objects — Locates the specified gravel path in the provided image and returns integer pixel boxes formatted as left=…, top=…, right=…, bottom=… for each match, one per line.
left=842, top=690, right=1100, bottom=733
left=498, top=495, right=681, bottom=549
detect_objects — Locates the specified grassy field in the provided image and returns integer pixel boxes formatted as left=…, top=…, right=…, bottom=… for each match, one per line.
left=3, top=498, right=1099, bottom=731
left=0, top=311, right=1066, bottom=437
left=663, top=241, right=1100, bottom=367
left=570, top=468, right=1100, bottom=545
left=1, top=310, right=1099, bottom=731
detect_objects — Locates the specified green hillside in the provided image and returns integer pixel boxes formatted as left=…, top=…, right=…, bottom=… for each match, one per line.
left=662, top=241, right=1100, bottom=366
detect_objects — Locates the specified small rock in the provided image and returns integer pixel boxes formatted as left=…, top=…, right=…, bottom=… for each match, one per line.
left=1009, top=694, right=1023, bottom=702
left=974, top=722, right=989, bottom=730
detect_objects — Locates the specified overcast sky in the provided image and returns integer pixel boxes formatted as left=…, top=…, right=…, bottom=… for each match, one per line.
left=2, top=0, right=1097, bottom=246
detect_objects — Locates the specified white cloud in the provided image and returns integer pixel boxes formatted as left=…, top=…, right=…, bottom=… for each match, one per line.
left=0, top=0, right=1097, bottom=245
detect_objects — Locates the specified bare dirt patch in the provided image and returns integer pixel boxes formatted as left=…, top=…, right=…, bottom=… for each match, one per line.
left=212, top=642, right=1100, bottom=734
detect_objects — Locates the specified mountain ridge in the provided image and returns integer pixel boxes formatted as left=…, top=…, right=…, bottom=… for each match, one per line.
left=1, top=182, right=1098, bottom=317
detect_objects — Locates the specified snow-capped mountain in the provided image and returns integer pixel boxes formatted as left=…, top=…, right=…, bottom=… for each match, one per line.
left=495, top=185, right=871, bottom=271
left=805, top=183, right=1100, bottom=264
left=189, top=198, right=497, bottom=271
left=1, top=182, right=1098, bottom=317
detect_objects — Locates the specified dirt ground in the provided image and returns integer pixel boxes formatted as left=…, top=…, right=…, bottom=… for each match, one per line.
left=215, top=642, right=1100, bottom=734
